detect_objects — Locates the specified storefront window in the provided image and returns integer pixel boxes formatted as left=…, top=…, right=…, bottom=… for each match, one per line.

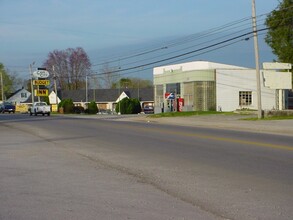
left=166, top=83, right=180, bottom=94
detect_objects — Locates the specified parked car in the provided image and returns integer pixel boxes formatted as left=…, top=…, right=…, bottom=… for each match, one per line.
left=0, top=102, right=16, bottom=113
left=143, top=105, right=154, bottom=114
left=29, top=102, right=51, bottom=116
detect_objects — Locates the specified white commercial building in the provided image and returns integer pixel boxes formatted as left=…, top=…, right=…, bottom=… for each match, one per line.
left=153, top=61, right=292, bottom=113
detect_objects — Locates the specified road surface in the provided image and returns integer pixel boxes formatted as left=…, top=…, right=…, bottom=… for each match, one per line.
left=0, top=114, right=292, bottom=220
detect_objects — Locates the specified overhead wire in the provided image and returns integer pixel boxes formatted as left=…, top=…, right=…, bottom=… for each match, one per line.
left=53, top=13, right=290, bottom=81
left=89, top=27, right=269, bottom=77
left=91, top=13, right=270, bottom=67
left=91, top=14, right=292, bottom=77
left=10, top=6, right=292, bottom=79
left=91, top=5, right=293, bottom=69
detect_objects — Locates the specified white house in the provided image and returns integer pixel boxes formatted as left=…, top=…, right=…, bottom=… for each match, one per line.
left=6, top=88, right=31, bottom=104
left=49, top=91, right=61, bottom=104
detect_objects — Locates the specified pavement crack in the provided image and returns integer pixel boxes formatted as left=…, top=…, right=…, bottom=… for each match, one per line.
left=74, top=151, right=233, bottom=220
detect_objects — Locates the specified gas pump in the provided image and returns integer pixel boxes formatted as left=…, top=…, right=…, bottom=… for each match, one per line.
left=165, top=92, right=176, bottom=112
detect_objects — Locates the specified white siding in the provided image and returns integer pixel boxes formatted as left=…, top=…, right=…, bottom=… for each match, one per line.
left=7, top=89, right=31, bottom=104
left=216, top=69, right=276, bottom=111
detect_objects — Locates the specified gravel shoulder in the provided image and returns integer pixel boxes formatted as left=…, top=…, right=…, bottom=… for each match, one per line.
left=56, top=113, right=293, bottom=136
left=122, top=114, right=293, bottom=137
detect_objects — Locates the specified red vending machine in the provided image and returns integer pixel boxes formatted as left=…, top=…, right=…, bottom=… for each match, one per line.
left=177, top=98, right=184, bottom=112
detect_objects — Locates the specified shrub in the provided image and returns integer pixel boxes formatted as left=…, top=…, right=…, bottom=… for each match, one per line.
left=116, top=98, right=141, bottom=114
left=58, top=99, right=74, bottom=114
left=73, top=106, right=85, bottom=114
left=131, top=98, right=142, bottom=114
left=87, top=101, right=98, bottom=114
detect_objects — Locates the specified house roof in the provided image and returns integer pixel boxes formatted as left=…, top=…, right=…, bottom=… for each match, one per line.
left=7, top=88, right=32, bottom=103
left=60, top=88, right=154, bottom=102
left=7, top=88, right=23, bottom=99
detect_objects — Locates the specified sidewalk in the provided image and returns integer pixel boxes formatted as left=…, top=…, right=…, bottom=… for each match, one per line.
left=122, top=114, right=293, bottom=136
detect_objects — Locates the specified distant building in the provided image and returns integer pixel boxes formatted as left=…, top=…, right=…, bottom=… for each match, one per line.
left=153, top=61, right=292, bottom=113
left=60, top=88, right=154, bottom=112
left=6, top=88, right=31, bottom=104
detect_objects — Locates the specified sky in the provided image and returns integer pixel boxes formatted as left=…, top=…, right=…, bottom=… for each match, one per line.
left=0, top=0, right=280, bottom=81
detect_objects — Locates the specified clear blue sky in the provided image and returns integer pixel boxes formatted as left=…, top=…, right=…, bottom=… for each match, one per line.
left=0, top=0, right=279, bottom=80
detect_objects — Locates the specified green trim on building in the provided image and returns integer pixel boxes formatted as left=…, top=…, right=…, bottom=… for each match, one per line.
left=154, top=69, right=215, bottom=85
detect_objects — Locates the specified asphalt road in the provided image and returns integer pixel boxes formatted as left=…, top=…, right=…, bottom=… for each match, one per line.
left=0, top=114, right=292, bottom=220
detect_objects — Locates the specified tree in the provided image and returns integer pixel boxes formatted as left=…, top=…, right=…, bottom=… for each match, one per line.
left=100, top=63, right=119, bottom=89
left=112, top=77, right=153, bottom=89
left=0, top=63, right=14, bottom=101
left=43, top=47, right=92, bottom=90
left=120, top=78, right=132, bottom=88
left=265, top=0, right=293, bottom=64
left=128, top=77, right=153, bottom=89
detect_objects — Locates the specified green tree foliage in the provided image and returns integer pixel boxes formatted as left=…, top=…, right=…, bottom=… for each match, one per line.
left=0, top=63, right=14, bottom=101
left=58, top=99, right=74, bottom=113
left=115, top=98, right=141, bottom=114
left=128, top=98, right=141, bottom=113
left=112, top=77, right=153, bottom=89
left=43, top=96, right=50, bottom=105
left=265, top=0, right=293, bottom=64
left=87, top=101, right=98, bottom=114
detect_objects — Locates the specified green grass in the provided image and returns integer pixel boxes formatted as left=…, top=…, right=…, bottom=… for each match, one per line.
left=148, top=111, right=293, bottom=120
left=148, top=111, right=234, bottom=118
left=243, top=115, right=293, bottom=121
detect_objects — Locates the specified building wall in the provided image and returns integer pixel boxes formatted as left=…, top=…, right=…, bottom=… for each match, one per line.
left=154, top=68, right=216, bottom=113
left=216, top=69, right=276, bottom=111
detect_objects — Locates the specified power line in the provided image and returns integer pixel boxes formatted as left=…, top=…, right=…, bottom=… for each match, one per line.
left=90, top=28, right=268, bottom=77
left=90, top=13, right=271, bottom=67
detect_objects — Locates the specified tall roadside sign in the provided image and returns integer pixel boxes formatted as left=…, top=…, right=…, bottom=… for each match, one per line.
left=32, top=68, right=50, bottom=101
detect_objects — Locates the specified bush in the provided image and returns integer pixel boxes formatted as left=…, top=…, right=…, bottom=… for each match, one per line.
left=131, top=98, right=142, bottom=114
left=58, top=99, right=74, bottom=113
left=87, top=101, right=98, bottom=114
left=73, top=106, right=85, bottom=114
left=115, top=98, right=141, bottom=114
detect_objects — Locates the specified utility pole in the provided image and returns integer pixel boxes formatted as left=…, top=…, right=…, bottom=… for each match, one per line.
left=29, top=62, right=35, bottom=103
left=85, top=75, right=88, bottom=103
left=252, top=0, right=263, bottom=119
left=53, top=66, right=58, bottom=112
left=0, top=71, right=4, bottom=101
left=118, top=79, right=121, bottom=114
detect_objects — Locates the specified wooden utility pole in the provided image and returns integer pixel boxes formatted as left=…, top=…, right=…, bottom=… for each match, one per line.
left=0, top=71, right=4, bottom=101
left=252, top=0, right=263, bottom=119
left=53, top=66, right=58, bottom=112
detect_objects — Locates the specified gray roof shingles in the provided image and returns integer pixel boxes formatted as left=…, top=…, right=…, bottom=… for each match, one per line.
left=60, top=88, right=154, bottom=102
